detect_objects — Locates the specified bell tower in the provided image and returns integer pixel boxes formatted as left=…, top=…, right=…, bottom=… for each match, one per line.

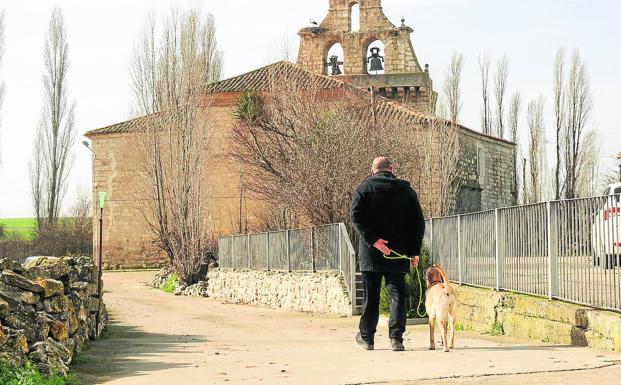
left=297, top=0, right=437, bottom=114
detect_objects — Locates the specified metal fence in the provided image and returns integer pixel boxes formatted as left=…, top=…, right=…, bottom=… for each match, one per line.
left=218, top=223, right=358, bottom=313
left=427, top=194, right=621, bottom=312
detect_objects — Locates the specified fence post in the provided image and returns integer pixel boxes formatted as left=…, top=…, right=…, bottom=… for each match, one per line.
left=247, top=234, right=251, bottom=269
left=231, top=236, right=236, bottom=269
left=311, top=227, right=316, bottom=272
left=338, top=225, right=342, bottom=272
left=457, top=215, right=462, bottom=285
left=495, top=209, right=503, bottom=291
left=429, top=218, right=434, bottom=261
left=547, top=201, right=559, bottom=300
left=266, top=233, right=270, bottom=271
left=286, top=230, right=291, bottom=272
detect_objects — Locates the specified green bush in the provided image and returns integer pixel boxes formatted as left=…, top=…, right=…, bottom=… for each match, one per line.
left=379, top=247, right=432, bottom=318
left=489, top=321, right=504, bottom=336
left=160, top=273, right=178, bottom=293
left=0, top=361, right=78, bottom=385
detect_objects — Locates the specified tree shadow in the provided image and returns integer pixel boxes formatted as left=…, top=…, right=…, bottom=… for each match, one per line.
left=72, top=320, right=208, bottom=385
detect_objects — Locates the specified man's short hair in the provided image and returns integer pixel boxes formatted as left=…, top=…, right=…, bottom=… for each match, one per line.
left=372, top=157, right=392, bottom=171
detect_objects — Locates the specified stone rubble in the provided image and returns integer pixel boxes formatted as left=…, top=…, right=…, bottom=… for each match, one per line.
left=147, top=268, right=209, bottom=297
left=0, top=256, right=107, bottom=375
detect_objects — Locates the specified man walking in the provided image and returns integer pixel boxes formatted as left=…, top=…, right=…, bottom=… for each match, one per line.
left=350, top=157, right=426, bottom=351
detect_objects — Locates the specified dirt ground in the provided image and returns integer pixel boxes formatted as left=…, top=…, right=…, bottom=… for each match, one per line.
left=73, top=271, right=621, bottom=385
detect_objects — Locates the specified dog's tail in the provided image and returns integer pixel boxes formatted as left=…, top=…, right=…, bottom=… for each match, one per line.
left=435, top=264, right=451, bottom=295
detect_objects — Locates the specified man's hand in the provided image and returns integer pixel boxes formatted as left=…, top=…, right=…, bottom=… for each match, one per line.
left=410, top=255, right=420, bottom=268
left=373, top=239, right=391, bottom=256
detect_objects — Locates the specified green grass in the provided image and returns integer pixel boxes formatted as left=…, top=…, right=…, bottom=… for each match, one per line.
left=160, top=273, right=178, bottom=293
left=0, top=360, right=78, bottom=385
left=489, top=321, right=505, bottom=336
left=0, top=218, right=37, bottom=240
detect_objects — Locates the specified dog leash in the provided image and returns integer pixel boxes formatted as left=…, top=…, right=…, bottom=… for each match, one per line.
left=383, top=249, right=428, bottom=318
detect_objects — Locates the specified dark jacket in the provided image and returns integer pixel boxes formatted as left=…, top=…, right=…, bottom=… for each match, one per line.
left=350, top=172, right=426, bottom=273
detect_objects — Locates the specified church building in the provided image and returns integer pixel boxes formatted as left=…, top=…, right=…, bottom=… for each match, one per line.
left=85, top=0, right=516, bottom=267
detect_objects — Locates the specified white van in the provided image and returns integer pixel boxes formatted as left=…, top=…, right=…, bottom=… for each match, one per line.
left=592, top=182, right=621, bottom=268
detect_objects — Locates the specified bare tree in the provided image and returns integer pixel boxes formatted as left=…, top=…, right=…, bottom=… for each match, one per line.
left=229, top=78, right=429, bottom=228
left=507, top=92, right=521, bottom=202
left=444, top=52, right=464, bottom=126
left=526, top=96, right=546, bottom=203
left=129, top=8, right=223, bottom=284
left=494, top=54, right=509, bottom=138
left=435, top=102, right=461, bottom=215
left=130, top=8, right=222, bottom=115
left=575, top=129, right=600, bottom=197
left=31, top=8, right=76, bottom=229
left=133, top=105, right=214, bottom=285
left=553, top=48, right=565, bottom=200
left=478, top=54, right=492, bottom=135
left=0, top=12, right=5, bottom=163
left=563, top=50, right=593, bottom=199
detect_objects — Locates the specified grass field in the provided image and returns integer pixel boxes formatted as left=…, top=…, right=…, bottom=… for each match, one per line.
left=0, top=218, right=36, bottom=240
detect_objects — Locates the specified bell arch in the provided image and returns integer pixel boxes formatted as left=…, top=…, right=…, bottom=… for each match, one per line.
left=366, top=39, right=386, bottom=75
left=350, top=2, right=360, bottom=32
left=325, top=42, right=345, bottom=76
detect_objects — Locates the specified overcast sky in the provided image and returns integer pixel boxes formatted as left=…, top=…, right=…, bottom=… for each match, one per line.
left=0, top=0, right=619, bottom=217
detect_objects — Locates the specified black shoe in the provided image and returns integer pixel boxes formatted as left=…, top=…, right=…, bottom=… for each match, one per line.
left=356, top=332, right=374, bottom=350
left=391, top=339, right=405, bottom=351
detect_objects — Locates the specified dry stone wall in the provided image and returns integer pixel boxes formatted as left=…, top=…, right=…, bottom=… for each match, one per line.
left=207, top=268, right=352, bottom=316
left=456, top=285, right=621, bottom=351
left=0, top=257, right=107, bottom=375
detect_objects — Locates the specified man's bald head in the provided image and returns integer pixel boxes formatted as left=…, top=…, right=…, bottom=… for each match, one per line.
left=371, top=157, right=393, bottom=175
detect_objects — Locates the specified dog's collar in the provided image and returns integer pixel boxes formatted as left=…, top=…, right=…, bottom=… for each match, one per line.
left=427, top=280, right=443, bottom=290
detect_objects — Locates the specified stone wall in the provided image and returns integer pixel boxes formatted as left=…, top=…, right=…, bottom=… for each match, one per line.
left=456, top=285, right=621, bottom=351
left=207, top=268, right=352, bottom=316
left=456, top=129, right=516, bottom=213
left=0, top=257, right=107, bottom=374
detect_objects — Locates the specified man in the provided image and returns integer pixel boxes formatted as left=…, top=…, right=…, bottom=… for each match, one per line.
left=350, top=157, right=426, bottom=351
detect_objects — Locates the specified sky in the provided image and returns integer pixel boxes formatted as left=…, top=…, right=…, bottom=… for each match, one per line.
left=0, top=0, right=619, bottom=217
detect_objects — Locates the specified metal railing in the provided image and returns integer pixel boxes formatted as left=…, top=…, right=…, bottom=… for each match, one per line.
left=218, top=223, right=358, bottom=314
left=427, top=194, right=621, bottom=312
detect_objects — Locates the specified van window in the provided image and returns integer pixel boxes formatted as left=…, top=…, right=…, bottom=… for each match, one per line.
left=615, top=188, right=621, bottom=202
left=603, top=187, right=611, bottom=196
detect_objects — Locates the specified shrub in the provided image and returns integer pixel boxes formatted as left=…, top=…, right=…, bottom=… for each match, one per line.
left=160, top=273, right=178, bottom=293
left=0, top=360, right=78, bottom=385
left=379, top=247, right=432, bottom=318
left=489, top=321, right=504, bottom=336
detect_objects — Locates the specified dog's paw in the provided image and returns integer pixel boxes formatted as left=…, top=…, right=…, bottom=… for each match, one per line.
left=443, top=347, right=450, bottom=352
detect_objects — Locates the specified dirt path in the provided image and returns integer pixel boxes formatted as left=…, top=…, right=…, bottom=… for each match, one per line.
left=73, top=271, right=621, bottom=385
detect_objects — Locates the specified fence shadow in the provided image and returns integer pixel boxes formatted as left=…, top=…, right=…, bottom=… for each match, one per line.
left=73, top=320, right=208, bottom=385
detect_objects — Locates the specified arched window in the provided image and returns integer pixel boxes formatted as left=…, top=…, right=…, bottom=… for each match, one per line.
left=366, top=40, right=385, bottom=75
left=326, top=43, right=344, bottom=76
left=350, top=3, right=360, bottom=32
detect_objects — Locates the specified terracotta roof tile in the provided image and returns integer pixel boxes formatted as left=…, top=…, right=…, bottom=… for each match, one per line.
left=85, top=61, right=514, bottom=146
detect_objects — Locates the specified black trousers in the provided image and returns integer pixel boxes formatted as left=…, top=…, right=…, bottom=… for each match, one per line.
left=359, top=272, right=407, bottom=344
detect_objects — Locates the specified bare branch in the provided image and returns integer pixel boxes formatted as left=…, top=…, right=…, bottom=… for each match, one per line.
left=527, top=96, right=546, bottom=203
left=444, top=52, right=464, bottom=126
left=553, top=48, right=565, bottom=200
left=494, top=54, right=509, bottom=138
left=478, top=53, right=492, bottom=135
left=31, top=7, right=76, bottom=228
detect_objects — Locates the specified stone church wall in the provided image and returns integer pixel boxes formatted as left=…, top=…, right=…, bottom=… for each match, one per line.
left=89, top=100, right=264, bottom=268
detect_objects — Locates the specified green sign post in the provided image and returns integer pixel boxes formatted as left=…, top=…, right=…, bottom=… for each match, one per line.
left=96, top=192, right=106, bottom=337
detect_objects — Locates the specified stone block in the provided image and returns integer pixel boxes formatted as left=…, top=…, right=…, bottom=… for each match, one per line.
left=0, top=270, right=44, bottom=293
left=34, top=277, right=65, bottom=298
